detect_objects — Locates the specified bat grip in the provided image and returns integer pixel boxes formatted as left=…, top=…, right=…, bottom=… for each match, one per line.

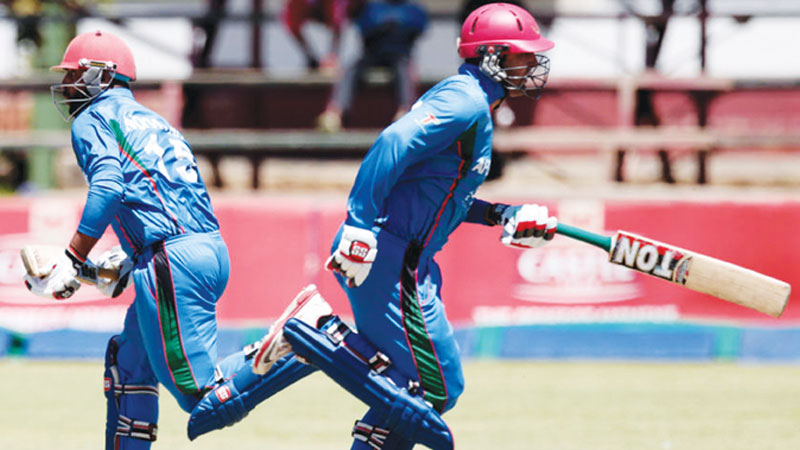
left=556, top=223, right=613, bottom=251
left=97, top=267, right=120, bottom=282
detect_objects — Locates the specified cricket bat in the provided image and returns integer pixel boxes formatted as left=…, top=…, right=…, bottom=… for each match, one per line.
left=556, top=223, right=791, bottom=318
left=21, top=245, right=119, bottom=284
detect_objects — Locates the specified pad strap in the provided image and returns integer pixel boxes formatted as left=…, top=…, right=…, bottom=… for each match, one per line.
left=117, top=415, right=158, bottom=442
left=105, top=352, right=159, bottom=444
left=325, top=320, right=394, bottom=375
left=325, top=320, right=413, bottom=391
left=108, top=382, right=160, bottom=397
left=105, top=365, right=160, bottom=399
left=353, top=420, right=390, bottom=449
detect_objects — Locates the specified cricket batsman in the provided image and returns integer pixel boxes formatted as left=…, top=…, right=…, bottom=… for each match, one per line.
left=247, top=3, right=560, bottom=449
left=28, top=30, right=335, bottom=449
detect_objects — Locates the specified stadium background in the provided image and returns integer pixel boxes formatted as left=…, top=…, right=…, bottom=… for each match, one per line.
left=0, top=0, right=799, bottom=448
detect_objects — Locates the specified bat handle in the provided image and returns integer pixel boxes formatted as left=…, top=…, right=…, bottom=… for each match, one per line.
left=97, top=267, right=120, bottom=282
left=556, top=223, right=613, bottom=252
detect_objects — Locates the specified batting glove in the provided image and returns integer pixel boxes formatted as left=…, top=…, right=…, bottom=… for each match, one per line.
left=24, top=252, right=81, bottom=300
left=500, top=204, right=557, bottom=249
left=326, top=225, right=378, bottom=288
left=94, top=246, right=134, bottom=298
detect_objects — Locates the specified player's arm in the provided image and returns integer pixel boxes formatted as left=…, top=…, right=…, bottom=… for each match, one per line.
left=68, top=231, right=98, bottom=261
left=345, top=83, right=482, bottom=229
left=328, top=84, right=482, bottom=287
left=71, top=118, right=125, bottom=243
left=68, top=117, right=125, bottom=262
left=72, top=119, right=135, bottom=291
left=464, top=199, right=505, bottom=226
left=24, top=119, right=127, bottom=299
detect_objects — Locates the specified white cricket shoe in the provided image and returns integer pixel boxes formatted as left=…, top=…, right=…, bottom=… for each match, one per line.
left=252, top=284, right=333, bottom=375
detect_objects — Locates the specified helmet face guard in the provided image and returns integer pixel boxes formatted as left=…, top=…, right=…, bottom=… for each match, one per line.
left=476, top=44, right=550, bottom=99
left=458, top=3, right=554, bottom=100
left=51, top=59, right=118, bottom=121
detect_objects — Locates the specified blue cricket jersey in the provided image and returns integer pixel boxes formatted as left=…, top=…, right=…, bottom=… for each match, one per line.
left=70, top=88, right=219, bottom=256
left=345, top=63, right=504, bottom=253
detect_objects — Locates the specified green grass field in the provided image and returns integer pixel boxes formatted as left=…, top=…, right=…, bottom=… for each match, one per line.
left=1, top=359, right=799, bottom=449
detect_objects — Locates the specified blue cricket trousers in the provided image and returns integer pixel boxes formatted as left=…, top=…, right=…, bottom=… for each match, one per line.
left=119, top=231, right=247, bottom=413
left=333, top=225, right=465, bottom=414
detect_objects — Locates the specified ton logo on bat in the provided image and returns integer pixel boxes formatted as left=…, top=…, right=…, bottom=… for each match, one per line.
left=610, top=232, right=691, bottom=284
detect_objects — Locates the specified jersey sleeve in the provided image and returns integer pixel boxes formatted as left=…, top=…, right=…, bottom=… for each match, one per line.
left=345, top=82, right=485, bottom=229
left=464, top=198, right=493, bottom=226
left=71, top=113, right=125, bottom=238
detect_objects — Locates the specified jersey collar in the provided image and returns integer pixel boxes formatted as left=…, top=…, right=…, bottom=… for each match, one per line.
left=72, top=87, right=133, bottom=119
left=95, top=87, right=134, bottom=102
left=458, top=63, right=505, bottom=106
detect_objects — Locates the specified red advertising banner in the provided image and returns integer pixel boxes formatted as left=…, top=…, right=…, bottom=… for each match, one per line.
left=441, top=199, right=800, bottom=326
left=1, top=195, right=797, bottom=333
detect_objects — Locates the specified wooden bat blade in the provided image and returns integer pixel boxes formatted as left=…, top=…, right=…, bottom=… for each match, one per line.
left=686, top=254, right=790, bottom=318
left=608, top=231, right=790, bottom=318
left=20, top=245, right=60, bottom=278
left=555, top=224, right=791, bottom=318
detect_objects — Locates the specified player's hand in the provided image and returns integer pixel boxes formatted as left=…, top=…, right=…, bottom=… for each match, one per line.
left=326, top=225, right=378, bottom=288
left=95, top=246, right=134, bottom=298
left=23, top=252, right=81, bottom=300
left=500, top=204, right=557, bottom=249
left=64, top=247, right=103, bottom=285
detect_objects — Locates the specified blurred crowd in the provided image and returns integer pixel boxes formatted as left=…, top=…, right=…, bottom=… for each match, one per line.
left=192, top=0, right=537, bottom=131
left=282, top=1, right=533, bottom=131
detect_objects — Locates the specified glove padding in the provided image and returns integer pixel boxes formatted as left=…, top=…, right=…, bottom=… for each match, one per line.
left=95, top=246, right=134, bottom=298
left=500, top=204, right=557, bottom=249
left=24, top=252, right=81, bottom=300
left=325, top=225, right=378, bottom=288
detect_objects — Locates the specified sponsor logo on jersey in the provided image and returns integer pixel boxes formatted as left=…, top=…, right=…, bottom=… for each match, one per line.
left=421, top=113, right=440, bottom=125
left=104, top=377, right=112, bottom=392
left=414, top=111, right=440, bottom=132
left=610, top=232, right=687, bottom=282
left=472, top=156, right=491, bottom=176
left=123, top=112, right=182, bottom=137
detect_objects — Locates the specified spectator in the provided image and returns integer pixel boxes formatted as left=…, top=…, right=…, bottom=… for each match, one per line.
left=282, top=0, right=353, bottom=71
left=317, top=0, right=428, bottom=132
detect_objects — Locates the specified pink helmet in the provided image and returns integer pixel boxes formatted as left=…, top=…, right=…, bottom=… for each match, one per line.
left=51, top=30, right=137, bottom=81
left=458, top=3, right=554, bottom=59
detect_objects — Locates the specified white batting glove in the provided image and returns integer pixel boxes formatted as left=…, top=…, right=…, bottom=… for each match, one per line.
left=325, top=225, right=378, bottom=288
left=24, top=252, right=81, bottom=300
left=500, top=204, right=557, bottom=249
left=95, top=246, right=134, bottom=298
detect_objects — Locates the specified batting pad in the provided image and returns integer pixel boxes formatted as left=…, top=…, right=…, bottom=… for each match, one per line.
left=283, top=317, right=454, bottom=450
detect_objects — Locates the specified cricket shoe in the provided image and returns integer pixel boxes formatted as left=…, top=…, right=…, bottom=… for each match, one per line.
left=252, top=284, right=333, bottom=375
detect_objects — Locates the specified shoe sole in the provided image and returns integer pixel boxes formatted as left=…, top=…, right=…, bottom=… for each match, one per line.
left=252, top=285, right=330, bottom=374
